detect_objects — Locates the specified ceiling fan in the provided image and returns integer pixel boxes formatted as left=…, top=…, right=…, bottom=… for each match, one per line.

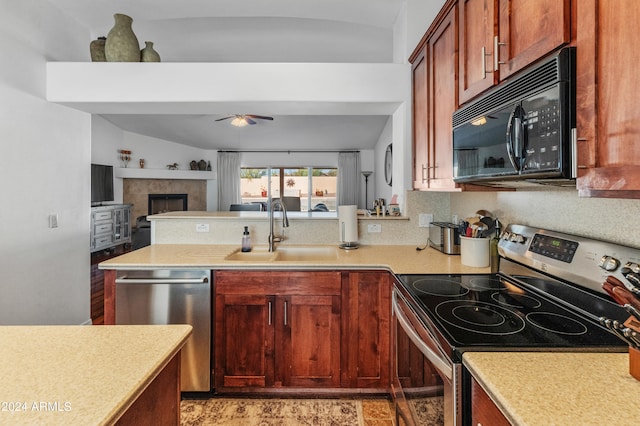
left=215, top=114, right=274, bottom=127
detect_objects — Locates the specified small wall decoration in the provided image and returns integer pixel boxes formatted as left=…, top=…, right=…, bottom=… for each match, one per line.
left=384, top=143, right=393, bottom=186
left=167, top=163, right=179, bottom=170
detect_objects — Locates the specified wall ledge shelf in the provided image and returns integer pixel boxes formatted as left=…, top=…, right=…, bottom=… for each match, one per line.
left=115, top=168, right=216, bottom=180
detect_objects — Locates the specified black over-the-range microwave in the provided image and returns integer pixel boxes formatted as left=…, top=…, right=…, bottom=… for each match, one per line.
left=452, top=47, right=576, bottom=187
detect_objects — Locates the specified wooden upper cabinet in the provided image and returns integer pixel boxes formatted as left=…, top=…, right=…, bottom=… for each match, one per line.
left=411, top=3, right=459, bottom=191
left=497, top=0, right=571, bottom=80
left=459, top=0, right=571, bottom=105
left=412, top=45, right=429, bottom=190
left=427, top=5, right=459, bottom=190
left=576, top=0, right=640, bottom=198
left=459, top=0, right=497, bottom=104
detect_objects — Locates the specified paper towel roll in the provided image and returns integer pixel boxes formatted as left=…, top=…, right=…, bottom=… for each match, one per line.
left=338, top=205, right=358, bottom=245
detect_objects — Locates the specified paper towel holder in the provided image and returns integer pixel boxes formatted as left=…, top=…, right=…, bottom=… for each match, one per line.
left=338, top=204, right=359, bottom=250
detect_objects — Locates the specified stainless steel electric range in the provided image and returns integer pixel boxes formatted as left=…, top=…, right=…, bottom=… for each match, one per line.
left=392, top=224, right=640, bottom=426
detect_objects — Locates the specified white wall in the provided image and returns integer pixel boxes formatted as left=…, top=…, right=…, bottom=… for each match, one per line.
left=0, top=1, right=91, bottom=324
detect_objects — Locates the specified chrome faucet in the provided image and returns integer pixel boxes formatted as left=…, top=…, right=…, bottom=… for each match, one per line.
left=268, top=198, right=290, bottom=252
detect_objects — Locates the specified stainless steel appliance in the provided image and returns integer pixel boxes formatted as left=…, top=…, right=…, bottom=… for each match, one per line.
left=452, top=47, right=576, bottom=187
left=115, top=269, right=211, bottom=392
left=392, top=224, right=640, bottom=425
left=428, top=222, right=460, bottom=255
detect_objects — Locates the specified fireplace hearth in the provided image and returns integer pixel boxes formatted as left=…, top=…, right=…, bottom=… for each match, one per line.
left=148, top=194, right=188, bottom=215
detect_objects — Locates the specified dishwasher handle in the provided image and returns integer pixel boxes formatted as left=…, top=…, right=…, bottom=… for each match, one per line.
left=115, top=276, right=209, bottom=284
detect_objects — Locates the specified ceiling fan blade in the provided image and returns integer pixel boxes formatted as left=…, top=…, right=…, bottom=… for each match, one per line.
left=245, top=117, right=257, bottom=125
left=215, top=115, right=236, bottom=122
left=245, top=115, right=274, bottom=121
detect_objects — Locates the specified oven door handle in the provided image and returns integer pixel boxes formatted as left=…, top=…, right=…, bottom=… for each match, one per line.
left=393, top=290, right=453, bottom=381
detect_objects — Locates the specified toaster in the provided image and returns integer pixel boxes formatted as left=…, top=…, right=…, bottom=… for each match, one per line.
left=428, top=222, right=460, bottom=255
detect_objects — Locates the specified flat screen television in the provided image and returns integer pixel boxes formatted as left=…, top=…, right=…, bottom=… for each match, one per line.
left=91, top=163, right=114, bottom=205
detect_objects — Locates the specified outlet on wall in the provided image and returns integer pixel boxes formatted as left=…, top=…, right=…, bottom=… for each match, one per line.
left=367, top=224, right=381, bottom=233
left=418, top=213, right=433, bottom=227
left=195, top=223, right=210, bottom=233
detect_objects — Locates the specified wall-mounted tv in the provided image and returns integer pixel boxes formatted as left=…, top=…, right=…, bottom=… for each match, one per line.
left=91, top=163, right=114, bottom=205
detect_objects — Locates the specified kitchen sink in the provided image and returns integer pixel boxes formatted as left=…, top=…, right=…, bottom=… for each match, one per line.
left=224, top=247, right=278, bottom=262
left=224, top=245, right=338, bottom=262
left=273, top=246, right=338, bottom=262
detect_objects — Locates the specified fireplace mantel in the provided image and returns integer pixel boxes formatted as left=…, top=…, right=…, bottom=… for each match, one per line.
left=115, top=168, right=215, bottom=180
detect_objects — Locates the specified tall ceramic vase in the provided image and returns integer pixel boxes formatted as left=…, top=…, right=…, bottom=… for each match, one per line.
left=104, top=13, right=140, bottom=62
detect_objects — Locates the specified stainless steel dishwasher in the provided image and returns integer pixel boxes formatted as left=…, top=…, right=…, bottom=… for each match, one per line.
left=115, top=269, right=211, bottom=392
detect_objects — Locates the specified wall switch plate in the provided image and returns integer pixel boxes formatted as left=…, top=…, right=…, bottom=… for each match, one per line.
left=48, top=214, right=58, bottom=228
left=452, top=215, right=458, bottom=224
left=195, top=223, right=210, bottom=233
left=367, top=224, right=381, bottom=233
left=419, top=213, right=433, bottom=227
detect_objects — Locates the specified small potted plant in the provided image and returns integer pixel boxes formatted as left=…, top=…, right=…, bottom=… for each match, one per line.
left=315, top=188, right=324, bottom=196
left=260, top=186, right=267, bottom=197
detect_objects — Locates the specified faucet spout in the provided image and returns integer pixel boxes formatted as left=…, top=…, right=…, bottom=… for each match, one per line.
left=268, top=199, right=289, bottom=252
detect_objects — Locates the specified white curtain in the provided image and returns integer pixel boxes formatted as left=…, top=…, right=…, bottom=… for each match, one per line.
left=337, top=151, right=361, bottom=206
left=217, top=151, right=241, bottom=211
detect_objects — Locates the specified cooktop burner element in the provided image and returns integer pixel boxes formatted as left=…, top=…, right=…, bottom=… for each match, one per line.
left=436, top=300, right=526, bottom=335
left=491, top=291, right=542, bottom=309
left=464, top=277, right=505, bottom=291
left=411, top=278, right=469, bottom=297
left=525, top=312, right=588, bottom=335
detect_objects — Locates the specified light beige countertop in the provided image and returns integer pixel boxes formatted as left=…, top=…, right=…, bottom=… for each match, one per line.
left=99, top=243, right=490, bottom=274
left=0, top=324, right=192, bottom=426
left=463, top=351, right=640, bottom=425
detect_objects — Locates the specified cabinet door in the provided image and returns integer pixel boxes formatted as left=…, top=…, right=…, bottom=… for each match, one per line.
left=497, top=0, right=570, bottom=80
left=214, top=294, right=274, bottom=388
left=278, top=295, right=341, bottom=387
left=412, top=45, right=430, bottom=190
left=342, top=271, right=391, bottom=388
left=471, top=377, right=511, bottom=426
left=459, top=0, right=497, bottom=104
left=576, top=0, right=640, bottom=198
left=427, top=5, right=458, bottom=190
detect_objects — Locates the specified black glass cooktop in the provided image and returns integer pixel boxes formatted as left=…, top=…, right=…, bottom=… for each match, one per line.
left=398, top=274, right=627, bottom=349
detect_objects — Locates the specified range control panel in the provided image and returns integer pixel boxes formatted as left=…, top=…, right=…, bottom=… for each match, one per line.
left=498, top=224, right=640, bottom=295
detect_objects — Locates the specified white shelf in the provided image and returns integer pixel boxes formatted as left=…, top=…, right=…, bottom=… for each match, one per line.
left=115, top=168, right=216, bottom=180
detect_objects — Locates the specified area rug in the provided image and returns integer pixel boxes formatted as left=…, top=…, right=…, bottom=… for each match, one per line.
left=180, top=398, right=365, bottom=426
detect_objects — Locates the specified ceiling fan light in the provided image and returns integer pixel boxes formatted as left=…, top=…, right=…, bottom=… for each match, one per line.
left=230, top=116, right=249, bottom=127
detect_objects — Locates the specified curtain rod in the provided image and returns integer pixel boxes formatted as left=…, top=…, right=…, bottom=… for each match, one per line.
left=217, top=150, right=360, bottom=153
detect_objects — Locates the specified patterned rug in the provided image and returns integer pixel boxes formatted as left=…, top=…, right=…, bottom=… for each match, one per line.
left=181, top=398, right=364, bottom=426
left=181, top=397, right=444, bottom=425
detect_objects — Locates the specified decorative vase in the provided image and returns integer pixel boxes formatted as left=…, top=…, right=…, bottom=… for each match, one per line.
left=104, top=13, right=140, bottom=62
left=89, top=36, right=107, bottom=62
left=140, top=41, right=161, bottom=62
left=206, top=161, right=212, bottom=171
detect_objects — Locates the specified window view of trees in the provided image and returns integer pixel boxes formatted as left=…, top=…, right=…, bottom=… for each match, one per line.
left=240, top=167, right=337, bottom=211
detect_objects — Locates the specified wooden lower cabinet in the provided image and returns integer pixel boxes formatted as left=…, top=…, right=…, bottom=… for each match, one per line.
left=471, top=377, right=510, bottom=426
left=214, top=270, right=391, bottom=392
left=214, top=271, right=342, bottom=390
left=341, top=271, right=391, bottom=388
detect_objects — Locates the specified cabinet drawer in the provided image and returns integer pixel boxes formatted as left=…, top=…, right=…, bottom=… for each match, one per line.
left=94, top=223, right=113, bottom=235
left=94, top=211, right=112, bottom=221
left=94, top=235, right=114, bottom=247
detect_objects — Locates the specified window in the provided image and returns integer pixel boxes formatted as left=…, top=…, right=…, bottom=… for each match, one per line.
left=240, top=167, right=337, bottom=212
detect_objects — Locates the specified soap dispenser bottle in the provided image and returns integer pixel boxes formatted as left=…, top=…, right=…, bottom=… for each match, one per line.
left=241, top=226, right=252, bottom=252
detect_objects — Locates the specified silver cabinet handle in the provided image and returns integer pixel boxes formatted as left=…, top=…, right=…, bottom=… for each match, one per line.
left=268, top=301, right=272, bottom=326
left=494, top=36, right=506, bottom=71
left=481, top=46, right=492, bottom=78
left=284, top=300, right=288, bottom=326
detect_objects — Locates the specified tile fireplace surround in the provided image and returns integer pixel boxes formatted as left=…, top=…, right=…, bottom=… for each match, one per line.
left=123, top=179, right=206, bottom=224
